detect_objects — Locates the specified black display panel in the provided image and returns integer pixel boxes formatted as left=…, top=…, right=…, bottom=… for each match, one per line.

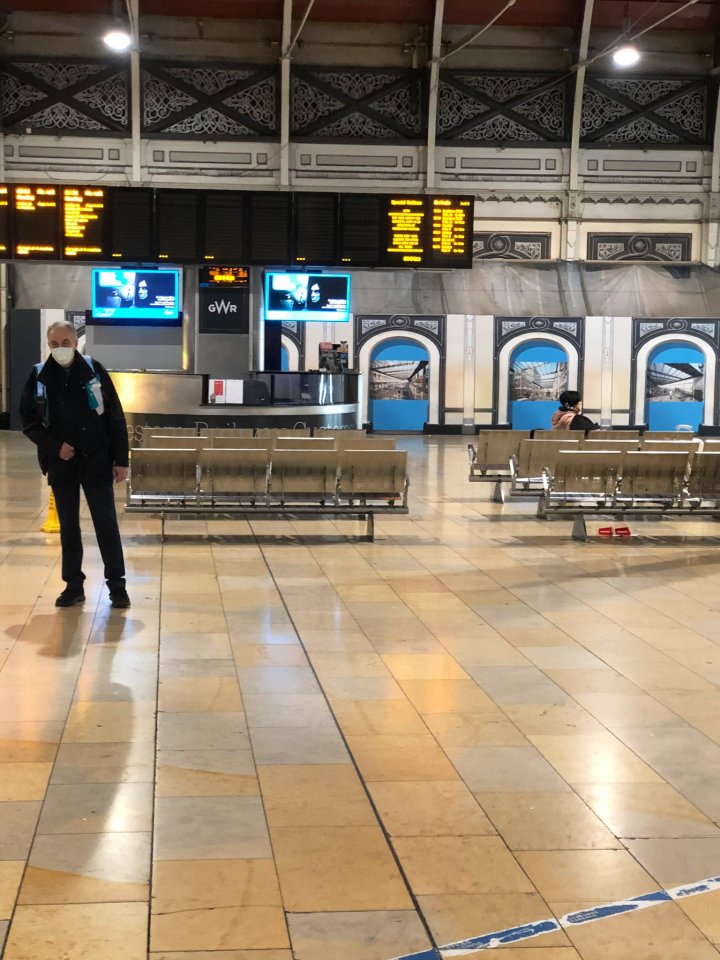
left=293, top=193, right=338, bottom=265
left=202, top=191, right=246, bottom=263
left=13, top=185, right=61, bottom=260
left=383, top=195, right=426, bottom=266
left=62, top=186, right=107, bottom=260
left=199, top=286, right=249, bottom=334
left=0, top=186, right=9, bottom=257
left=248, top=193, right=291, bottom=264
left=156, top=190, right=199, bottom=262
left=338, top=194, right=383, bottom=266
left=108, top=188, right=154, bottom=261
left=426, top=196, right=474, bottom=268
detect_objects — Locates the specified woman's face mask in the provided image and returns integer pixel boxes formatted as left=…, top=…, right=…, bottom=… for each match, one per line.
left=50, top=346, right=75, bottom=368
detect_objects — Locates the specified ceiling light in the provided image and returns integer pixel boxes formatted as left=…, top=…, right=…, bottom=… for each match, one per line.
left=613, top=44, right=640, bottom=67
left=103, top=29, right=133, bottom=52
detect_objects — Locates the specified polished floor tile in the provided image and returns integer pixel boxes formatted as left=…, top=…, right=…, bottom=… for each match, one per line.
left=151, top=859, right=288, bottom=952
left=270, top=825, right=412, bottom=911
left=286, top=910, right=430, bottom=960
left=3, top=434, right=720, bottom=960
left=3, top=901, right=148, bottom=960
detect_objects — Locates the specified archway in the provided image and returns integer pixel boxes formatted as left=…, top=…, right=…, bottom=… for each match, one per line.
left=369, top=338, right=429, bottom=431
left=645, top=340, right=705, bottom=431
left=509, top=339, right=569, bottom=430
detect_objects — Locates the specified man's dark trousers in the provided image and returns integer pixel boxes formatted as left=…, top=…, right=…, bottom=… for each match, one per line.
left=52, top=480, right=126, bottom=592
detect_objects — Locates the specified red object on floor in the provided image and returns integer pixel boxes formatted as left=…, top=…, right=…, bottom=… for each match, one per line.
left=598, top=527, right=613, bottom=537
left=615, top=526, right=631, bottom=537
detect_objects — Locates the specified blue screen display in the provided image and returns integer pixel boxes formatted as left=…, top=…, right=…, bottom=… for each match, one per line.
left=264, top=272, right=350, bottom=322
left=90, top=268, right=181, bottom=325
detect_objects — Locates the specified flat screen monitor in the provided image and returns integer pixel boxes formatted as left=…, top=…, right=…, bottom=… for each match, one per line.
left=264, top=272, right=350, bottom=322
left=90, top=268, right=181, bottom=325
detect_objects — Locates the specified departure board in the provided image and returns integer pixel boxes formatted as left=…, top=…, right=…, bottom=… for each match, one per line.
left=384, top=196, right=425, bottom=266
left=0, top=185, right=476, bottom=269
left=199, top=265, right=249, bottom=286
left=203, top=191, right=246, bottom=263
left=248, top=193, right=291, bottom=264
left=13, top=185, right=60, bottom=259
left=62, top=186, right=106, bottom=260
left=0, top=186, right=9, bottom=256
left=338, top=194, right=383, bottom=266
left=293, top=193, right=337, bottom=265
left=427, top=196, right=473, bottom=268
left=156, top=190, right=199, bottom=262
left=108, top=188, right=154, bottom=261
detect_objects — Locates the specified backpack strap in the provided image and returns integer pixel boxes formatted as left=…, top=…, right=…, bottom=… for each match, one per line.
left=34, top=355, right=97, bottom=407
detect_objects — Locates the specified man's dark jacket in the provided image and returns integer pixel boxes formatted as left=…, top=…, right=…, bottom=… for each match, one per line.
left=19, top=352, right=129, bottom=485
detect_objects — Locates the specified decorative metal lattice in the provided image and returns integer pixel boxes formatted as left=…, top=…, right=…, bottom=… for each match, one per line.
left=291, top=68, right=423, bottom=140
left=438, top=72, right=569, bottom=143
left=474, top=233, right=551, bottom=261
left=355, top=314, right=445, bottom=350
left=495, top=316, right=583, bottom=355
left=581, top=77, right=711, bottom=145
left=588, top=233, right=693, bottom=262
left=142, top=62, right=277, bottom=138
left=1, top=59, right=129, bottom=133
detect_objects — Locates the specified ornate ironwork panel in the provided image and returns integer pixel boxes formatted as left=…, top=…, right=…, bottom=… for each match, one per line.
left=437, top=71, right=569, bottom=144
left=355, top=314, right=445, bottom=351
left=291, top=68, right=423, bottom=141
left=633, top=317, right=720, bottom=352
left=494, top=316, right=584, bottom=357
left=1, top=59, right=129, bottom=134
left=580, top=76, right=712, bottom=145
left=142, top=62, right=277, bottom=139
left=587, top=234, right=693, bottom=262
left=474, top=233, right=551, bottom=261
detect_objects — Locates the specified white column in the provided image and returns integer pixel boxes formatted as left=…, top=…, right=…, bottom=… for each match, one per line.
left=279, top=0, right=292, bottom=188
left=462, top=314, right=476, bottom=433
left=564, top=0, right=594, bottom=259
left=425, top=0, right=445, bottom=190
left=129, top=0, right=141, bottom=184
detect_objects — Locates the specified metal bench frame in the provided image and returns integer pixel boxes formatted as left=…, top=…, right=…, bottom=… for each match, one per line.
left=125, top=446, right=409, bottom=542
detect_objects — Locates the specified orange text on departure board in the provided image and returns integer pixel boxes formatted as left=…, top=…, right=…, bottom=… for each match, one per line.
left=15, top=186, right=58, bottom=257
left=387, top=197, right=425, bottom=263
left=63, top=187, right=105, bottom=257
left=431, top=197, right=471, bottom=256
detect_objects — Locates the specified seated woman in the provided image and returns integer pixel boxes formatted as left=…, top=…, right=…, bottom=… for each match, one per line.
left=551, top=390, right=598, bottom=432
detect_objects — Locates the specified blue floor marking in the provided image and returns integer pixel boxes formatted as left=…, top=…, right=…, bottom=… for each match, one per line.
left=389, top=875, right=720, bottom=959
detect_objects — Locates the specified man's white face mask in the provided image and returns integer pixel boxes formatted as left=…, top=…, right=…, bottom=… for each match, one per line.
left=51, top=347, right=75, bottom=368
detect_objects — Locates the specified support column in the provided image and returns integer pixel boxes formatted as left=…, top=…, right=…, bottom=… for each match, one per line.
left=129, top=0, right=141, bottom=184
left=462, top=314, right=475, bottom=434
left=704, top=79, right=720, bottom=266
left=279, top=0, right=292, bottom=188
left=564, top=0, right=594, bottom=260
left=425, top=0, right=445, bottom=190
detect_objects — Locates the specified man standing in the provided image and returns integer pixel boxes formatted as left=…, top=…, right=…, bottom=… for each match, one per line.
left=19, top=320, right=131, bottom=609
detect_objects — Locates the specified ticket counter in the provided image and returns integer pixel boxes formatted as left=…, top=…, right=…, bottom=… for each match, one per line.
left=111, top=370, right=362, bottom=444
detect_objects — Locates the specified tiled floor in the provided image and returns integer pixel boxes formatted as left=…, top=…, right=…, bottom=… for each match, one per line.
left=1, top=431, right=720, bottom=959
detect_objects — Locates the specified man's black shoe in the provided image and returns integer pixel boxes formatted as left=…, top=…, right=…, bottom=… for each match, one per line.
left=110, top=588, right=131, bottom=609
left=55, top=588, right=85, bottom=608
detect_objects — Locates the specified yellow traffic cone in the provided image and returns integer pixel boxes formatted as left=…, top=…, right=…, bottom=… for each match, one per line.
left=41, top=491, right=61, bottom=533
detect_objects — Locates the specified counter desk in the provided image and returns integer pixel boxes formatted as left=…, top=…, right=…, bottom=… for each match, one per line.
left=110, top=371, right=362, bottom=444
